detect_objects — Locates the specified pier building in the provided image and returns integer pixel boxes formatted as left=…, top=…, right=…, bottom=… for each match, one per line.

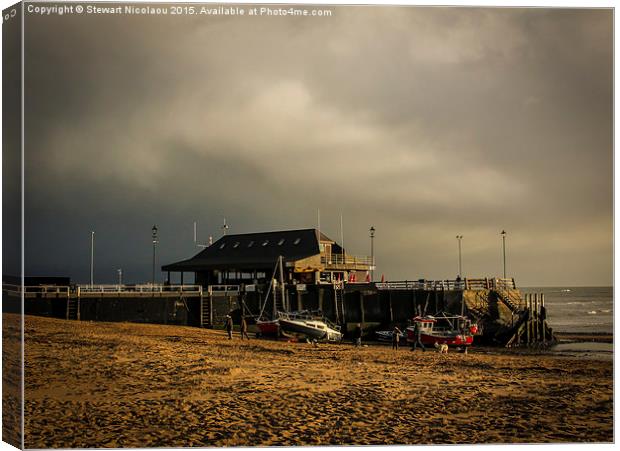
left=162, top=228, right=373, bottom=286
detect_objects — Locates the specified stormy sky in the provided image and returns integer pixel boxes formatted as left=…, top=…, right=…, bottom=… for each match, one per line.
left=20, top=5, right=612, bottom=286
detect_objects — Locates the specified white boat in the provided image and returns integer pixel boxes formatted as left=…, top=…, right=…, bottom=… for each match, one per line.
left=278, top=311, right=343, bottom=342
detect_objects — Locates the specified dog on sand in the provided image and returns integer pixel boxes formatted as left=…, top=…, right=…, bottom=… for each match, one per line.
left=434, top=342, right=448, bottom=354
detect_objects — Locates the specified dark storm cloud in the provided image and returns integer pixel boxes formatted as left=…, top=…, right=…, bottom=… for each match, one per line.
left=23, top=6, right=612, bottom=285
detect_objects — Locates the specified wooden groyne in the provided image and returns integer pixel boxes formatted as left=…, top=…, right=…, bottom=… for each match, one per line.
left=3, top=277, right=554, bottom=347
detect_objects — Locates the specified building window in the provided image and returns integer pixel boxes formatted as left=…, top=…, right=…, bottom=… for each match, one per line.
left=248, top=241, right=254, bottom=248
left=219, top=243, right=226, bottom=249
left=293, top=238, right=301, bottom=245
left=262, top=240, right=269, bottom=246
left=278, top=239, right=285, bottom=245
left=233, top=242, right=240, bottom=248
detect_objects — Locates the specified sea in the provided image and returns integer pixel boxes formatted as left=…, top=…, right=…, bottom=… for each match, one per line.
left=520, top=286, right=613, bottom=334
left=521, top=286, right=613, bottom=360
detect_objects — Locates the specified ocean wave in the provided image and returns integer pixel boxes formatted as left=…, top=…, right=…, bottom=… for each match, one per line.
left=587, top=311, right=597, bottom=315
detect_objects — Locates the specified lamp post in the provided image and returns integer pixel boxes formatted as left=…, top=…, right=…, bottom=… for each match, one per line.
left=456, top=235, right=463, bottom=277
left=369, top=226, right=375, bottom=282
left=152, top=225, right=159, bottom=286
left=501, top=230, right=507, bottom=279
left=90, top=231, right=94, bottom=287
left=117, top=268, right=123, bottom=286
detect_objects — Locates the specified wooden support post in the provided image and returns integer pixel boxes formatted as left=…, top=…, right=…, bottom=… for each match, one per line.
left=333, top=286, right=339, bottom=324
left=534, top=293, right=540, bottom=343
left=525, top=294, right=530, bottom=345
left=532, top=294, right=537, bottom=344
left=360, top=293, right=365, bottom=326
left=209, top=294, right=213, bottom=326
left=541, top=294, right=546, bottom=344
left=388, top=290, right=394, bottom=323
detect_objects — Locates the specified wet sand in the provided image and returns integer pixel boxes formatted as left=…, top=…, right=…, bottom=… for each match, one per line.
left=19, top=314, right=612, bottom=447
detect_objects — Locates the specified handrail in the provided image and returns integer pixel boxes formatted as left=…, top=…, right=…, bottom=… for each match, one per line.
left=321, top=254, right=373, bottom=266
left=77, top=284, right=202, bottom=294
left=376, top=277, right=516, bottom=291
left=376, top=280, right=466, bottom=290
left=2, top=284, right=71, bottom=295
left=206, top=284, right=240, bottom=296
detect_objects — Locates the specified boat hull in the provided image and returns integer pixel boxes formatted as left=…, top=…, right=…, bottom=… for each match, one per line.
left=256, top=320, right=280, bottom=336
left=406, top=329, right=473, bottom=346
left=279, top=319, right=328, bottom=340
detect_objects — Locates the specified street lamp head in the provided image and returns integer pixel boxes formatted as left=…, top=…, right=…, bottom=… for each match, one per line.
left=501, top=230, right=506, bottom=236
left=152, top=225, right=159, bottom=243
left=370, top=226, right=375, bottom=237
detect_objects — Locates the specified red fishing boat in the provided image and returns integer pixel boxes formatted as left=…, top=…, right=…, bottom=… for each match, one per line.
left=406, top=315, right=478, bottom=347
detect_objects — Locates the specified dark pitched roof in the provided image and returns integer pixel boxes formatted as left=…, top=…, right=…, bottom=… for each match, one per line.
left=163, top=228, right=339, bottom=271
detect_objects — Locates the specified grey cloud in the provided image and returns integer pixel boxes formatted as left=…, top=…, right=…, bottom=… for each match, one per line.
left=22, top=6, right=612, bottom=286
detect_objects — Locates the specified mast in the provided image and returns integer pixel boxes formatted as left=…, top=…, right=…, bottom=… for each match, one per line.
left=278, top=255, right=286, bottom=311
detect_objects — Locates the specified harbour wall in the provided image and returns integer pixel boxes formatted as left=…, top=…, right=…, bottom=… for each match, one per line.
left=6, top=284, right=466, bottom=331
left=5, top=282, right=545, bottom=345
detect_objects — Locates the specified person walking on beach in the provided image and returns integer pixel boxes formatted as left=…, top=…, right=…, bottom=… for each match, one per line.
left=354, top=323, right=363, bottom=347
left=392, top=326, right=403, bottom=351
left=240, top=316, right=250, bottom=340
left=411, top=321, right=425, bottom=352
left=225, top=315, right=233, bottom=340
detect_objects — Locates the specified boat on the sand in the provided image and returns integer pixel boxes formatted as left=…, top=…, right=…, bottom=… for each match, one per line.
left=406, top=314, right=477, bottom=347
left=255, top=318, right=281, bottom=337
left=277, top=311, right=343, bottom=342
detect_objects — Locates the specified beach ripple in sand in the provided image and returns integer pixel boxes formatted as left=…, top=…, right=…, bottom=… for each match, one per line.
left=16, top=314, right=612, bottom=447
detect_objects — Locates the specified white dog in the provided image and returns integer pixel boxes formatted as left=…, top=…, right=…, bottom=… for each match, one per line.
left=434, top=342, right=448, bottom=354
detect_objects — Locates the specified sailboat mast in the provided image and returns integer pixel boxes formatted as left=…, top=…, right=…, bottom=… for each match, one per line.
left=278, top=255, right=286, bottom=311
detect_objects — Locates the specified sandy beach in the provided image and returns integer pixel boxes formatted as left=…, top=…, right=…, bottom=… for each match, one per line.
left=17, top=314, right=612, bottom=447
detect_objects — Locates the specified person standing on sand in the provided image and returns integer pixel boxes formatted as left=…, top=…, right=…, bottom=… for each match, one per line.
left=240, top=316, right=250, bottom=340
left=225, top=315, right=233, bottom=340
left=411, top=321, right=425, bottom=352
left=354, top=323, right=363, bottom=347
left=392, top=326, right=402, bottom=351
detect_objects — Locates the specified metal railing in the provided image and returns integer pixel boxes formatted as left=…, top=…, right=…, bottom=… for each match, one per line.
left=375, top=277, right=517, bottom=291
left=2, top=284, right=71, bottom=296
left=76, top=284, right=202, bottom=294
left=206, top=285, right=240, bottom=296
left=375, top=280, right=465, bottom=290
left=321, top=254, right=373, bottom=267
